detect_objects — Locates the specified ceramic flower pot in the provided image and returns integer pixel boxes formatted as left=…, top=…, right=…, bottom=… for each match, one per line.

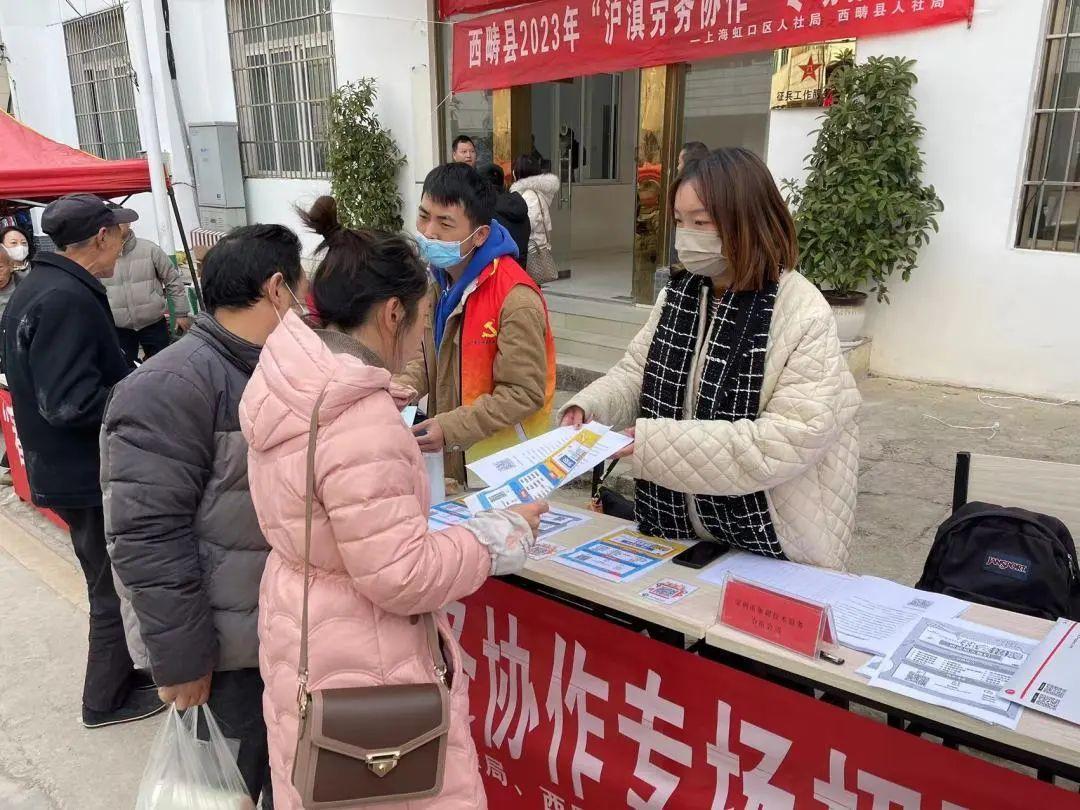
left=824, top=291, right=867, bottom=342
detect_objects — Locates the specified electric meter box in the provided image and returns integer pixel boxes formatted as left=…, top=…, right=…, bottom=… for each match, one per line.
left=188, top=122, right=247, bottom=218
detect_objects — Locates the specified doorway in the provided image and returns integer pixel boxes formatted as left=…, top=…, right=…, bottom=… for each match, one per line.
left=525, top=71, right=639, bottom=301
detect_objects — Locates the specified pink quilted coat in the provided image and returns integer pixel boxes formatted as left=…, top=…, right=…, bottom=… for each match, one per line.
left=239, top=312, right=493, bottom=809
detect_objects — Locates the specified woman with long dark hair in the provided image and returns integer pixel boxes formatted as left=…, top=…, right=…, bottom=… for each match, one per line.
left=562, top=148, right=860, bottom=569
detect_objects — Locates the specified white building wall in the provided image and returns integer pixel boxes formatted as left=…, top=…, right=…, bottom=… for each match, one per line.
left=331, top=0, right=439, bottom=227
left=0, top=0, right=200, bottom=250
left=767, top=0, right=1079, bottom=401
left=0, top=0, right=435, bottom=260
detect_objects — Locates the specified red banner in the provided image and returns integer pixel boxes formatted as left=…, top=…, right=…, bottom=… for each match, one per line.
left=440, top=0, right=544, bottom=19
left=452, top=0, right=974, bottom=92
left=0, top=388, right=66, bottom=530
left=451, top=579, right=1080, bottom=809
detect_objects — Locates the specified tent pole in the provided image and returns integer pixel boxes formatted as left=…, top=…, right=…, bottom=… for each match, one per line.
left=127, top=0, right=177, bottom=260
left=167, top=184, right=203, bottom=311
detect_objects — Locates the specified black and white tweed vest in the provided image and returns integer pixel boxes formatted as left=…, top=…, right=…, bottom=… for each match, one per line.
left=635, top=272, right=785, bottom=558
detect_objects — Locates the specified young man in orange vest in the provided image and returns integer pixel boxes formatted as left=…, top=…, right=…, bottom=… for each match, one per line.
left=400, top=162, right=556, bottom=486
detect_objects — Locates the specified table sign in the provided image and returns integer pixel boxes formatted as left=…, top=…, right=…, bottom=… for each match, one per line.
left=718, top=574, right=842, bottom=662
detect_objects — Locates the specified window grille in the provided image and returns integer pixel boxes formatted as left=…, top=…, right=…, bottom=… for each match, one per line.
left=225, top=0, right=335, bottom=179
left=1017, top=0, right=1080, bottom=252
left=63, top=8, right=141, bottom=160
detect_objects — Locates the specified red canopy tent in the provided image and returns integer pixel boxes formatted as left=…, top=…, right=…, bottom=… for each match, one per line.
left=0, top=110, right=155, bottom=202
left=0, top=110, right=201, bottom=305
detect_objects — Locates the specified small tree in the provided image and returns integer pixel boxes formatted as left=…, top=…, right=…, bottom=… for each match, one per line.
left=327, top=79, right=406, bottom=232
left=784, top=56, right=943, bottom=302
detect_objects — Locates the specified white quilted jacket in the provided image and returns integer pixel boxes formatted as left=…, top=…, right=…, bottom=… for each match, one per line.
left=564, top=272, right=861, bottom=570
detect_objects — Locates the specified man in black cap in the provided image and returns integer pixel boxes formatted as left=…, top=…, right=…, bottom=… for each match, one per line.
left=0, top=193, right=165, bottom=728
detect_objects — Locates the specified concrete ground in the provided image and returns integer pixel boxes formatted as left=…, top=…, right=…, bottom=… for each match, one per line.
left=0, top=376, right=1078, bottom=807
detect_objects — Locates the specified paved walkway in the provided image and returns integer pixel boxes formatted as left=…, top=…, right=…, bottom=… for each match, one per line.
left=0, top=376, right=1077, bottom=806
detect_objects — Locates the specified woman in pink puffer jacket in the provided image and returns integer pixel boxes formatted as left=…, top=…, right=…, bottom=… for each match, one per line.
left=240, top=197, right=545, bottom=809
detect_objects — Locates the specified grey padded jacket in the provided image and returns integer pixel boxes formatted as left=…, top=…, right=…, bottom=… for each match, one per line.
left=101, top=314, right=266, bottom=686
left=103, top=233, right=190, bottom=331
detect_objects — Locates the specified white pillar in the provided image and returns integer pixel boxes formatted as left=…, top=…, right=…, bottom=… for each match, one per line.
left=125, top=0, right=176, bottom=257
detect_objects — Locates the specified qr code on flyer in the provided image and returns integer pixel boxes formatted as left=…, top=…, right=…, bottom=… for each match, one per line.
left=1039, top=682, right=1067, bottom=699
left=1033, top=693, right=1061, bottom=711
left=494, top=458, right=516, bottom=473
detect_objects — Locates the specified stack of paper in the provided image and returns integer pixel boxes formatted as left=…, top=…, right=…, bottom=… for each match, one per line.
left=1004, top=618, right=1080, bottom=726
left=868, top=617, right=1036, bottom=729
left=699, top=553, right=968, bottom=657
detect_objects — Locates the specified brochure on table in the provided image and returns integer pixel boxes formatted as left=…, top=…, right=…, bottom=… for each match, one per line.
left=1004, top=618, right=1080, bottom=726
left=429, top=501, right=591, bottom=542
left=699, top=552, right=967, bottom=656
left=868, top=617, right=1036, bottom=730
left=463, top=423, right=632, bottom=513
left=553, top=528, right=690, bottom=583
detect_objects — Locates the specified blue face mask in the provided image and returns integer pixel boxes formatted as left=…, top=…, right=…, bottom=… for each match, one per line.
left=415, top=227, right=481, bottom=269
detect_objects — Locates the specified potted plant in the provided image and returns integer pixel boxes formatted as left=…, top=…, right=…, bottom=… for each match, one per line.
left=327, top=78, right=407, bottom=231
left=784, top=55, right=943, bottom=342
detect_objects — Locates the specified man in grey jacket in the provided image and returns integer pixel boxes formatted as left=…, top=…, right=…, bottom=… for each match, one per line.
left=101, top=224, right=308, bottom=808
left=103, top=224, right=191, bottom=364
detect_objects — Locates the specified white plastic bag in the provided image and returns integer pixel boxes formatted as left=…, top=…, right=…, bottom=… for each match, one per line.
left=135, top=705, right=255, bottom=810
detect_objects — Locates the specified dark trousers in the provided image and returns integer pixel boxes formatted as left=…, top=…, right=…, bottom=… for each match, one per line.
left=116, top=318, right=171, bottom=365
left=204, top=668, right=274, bottom=808
left=53, top=505, right=134, bottom=714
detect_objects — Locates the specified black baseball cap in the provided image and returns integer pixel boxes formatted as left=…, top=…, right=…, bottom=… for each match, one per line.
left=41, top=193, right=138, bottom=246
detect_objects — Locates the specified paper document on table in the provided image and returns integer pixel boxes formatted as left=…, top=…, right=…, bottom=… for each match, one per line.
left=699, top=551, right=855, bottom=604
left=869, top=618, right=1036, bottom=729
left=466, top=422, right=631, bottom=487
left=1003, top=618, right=1080, bottom=726
left=553, top=529, right=690, bottom=583
left=828, top=577, right=968, bottom=656
left=463, top=424, right=631, bottom=513
left=536, top=507, right=591, bottom=541
left=700, top=555, right=968, bottom=657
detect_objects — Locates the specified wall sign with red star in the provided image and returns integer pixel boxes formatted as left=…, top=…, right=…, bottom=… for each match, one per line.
left=770, top=40, right=853, bottom=110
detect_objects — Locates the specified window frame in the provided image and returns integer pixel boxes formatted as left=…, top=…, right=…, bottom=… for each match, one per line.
left=225, top=0, right=336, bottom=180
left=1016, top=0, right=1080, bottom=254
left=62, top=7, right=141, bottom=160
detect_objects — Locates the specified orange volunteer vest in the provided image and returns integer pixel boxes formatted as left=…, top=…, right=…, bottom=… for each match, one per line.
left=460, top=256, right=557, bottom=464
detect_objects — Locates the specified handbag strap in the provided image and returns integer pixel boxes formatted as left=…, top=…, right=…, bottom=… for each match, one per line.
left=590, top=459, right=620, bottom=500
left=297, top=388, right=447, bottom=708
left=529, top=190, right=551, bottom=244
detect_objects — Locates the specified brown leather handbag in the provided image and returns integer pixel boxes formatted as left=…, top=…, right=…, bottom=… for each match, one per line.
left=292, top=390, right=450, bottom=807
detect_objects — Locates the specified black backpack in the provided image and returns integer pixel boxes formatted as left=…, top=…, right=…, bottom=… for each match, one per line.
left=916, top=501, right=1080, bottom=621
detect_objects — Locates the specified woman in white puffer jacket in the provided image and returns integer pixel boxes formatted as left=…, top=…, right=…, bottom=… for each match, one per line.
left=510, top=154, right=560, bottom=253
left=560, top=148, right=861, bottom=571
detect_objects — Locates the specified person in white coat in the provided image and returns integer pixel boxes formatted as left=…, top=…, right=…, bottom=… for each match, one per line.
left=561, top=148, right=860, bottom=570
left=510, top=154, right=560, bottom=257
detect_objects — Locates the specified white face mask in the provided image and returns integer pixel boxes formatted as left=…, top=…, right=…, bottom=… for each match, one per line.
left=674, top=227, right=727, bottom=278
left=4, top=244, right=28, bottom=263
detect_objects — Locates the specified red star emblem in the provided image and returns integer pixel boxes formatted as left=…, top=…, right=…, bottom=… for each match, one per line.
left=799, top=55, right=822, bottom=81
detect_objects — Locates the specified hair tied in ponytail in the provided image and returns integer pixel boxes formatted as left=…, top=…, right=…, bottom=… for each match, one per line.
left=298, top=195, right=344, bottom=248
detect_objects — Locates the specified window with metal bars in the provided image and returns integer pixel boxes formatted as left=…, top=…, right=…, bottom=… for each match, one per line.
left=63, top=8, right=141, bottom=160
left=1017, top=0, right=1080, bottom=253
left=225, top=0, right=335, bottom=179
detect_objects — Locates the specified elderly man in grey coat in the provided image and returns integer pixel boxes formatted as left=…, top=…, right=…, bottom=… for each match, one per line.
left=102, top=223, right=191, bottom=364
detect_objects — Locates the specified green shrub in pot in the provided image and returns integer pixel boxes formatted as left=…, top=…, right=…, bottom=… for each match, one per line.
left=327, top=79, right=406, bottom=232
left=784, top=55, right=943, bottom=305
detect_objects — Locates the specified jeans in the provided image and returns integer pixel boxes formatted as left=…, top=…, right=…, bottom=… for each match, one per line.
left=116, top=318, right=171, bottom=365
left=53, top=505, right=134, bottom=714
left=203, top=668, right=274, bottom=808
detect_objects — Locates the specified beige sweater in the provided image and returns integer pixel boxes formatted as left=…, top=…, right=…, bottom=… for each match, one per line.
left=563, top=271, right=861, bottom=570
